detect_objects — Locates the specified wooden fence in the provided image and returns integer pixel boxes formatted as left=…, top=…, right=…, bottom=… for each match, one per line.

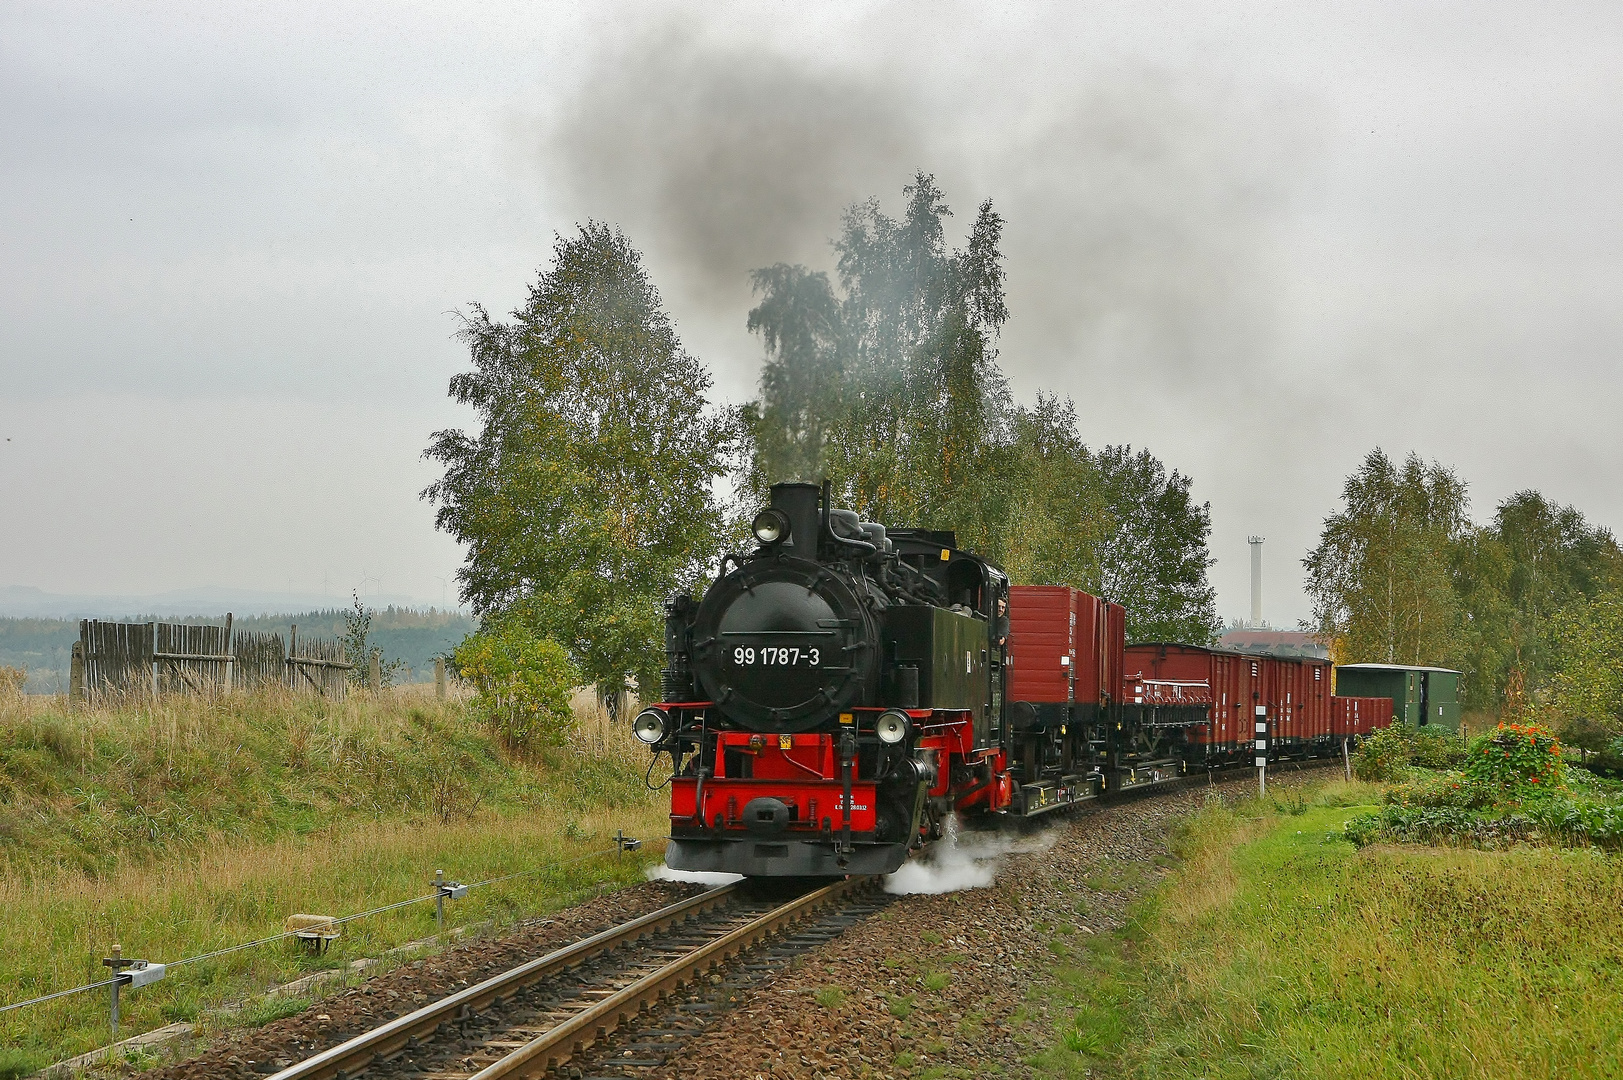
left=286, top=625, right=350, bottom=697
left=72, top=617, right=353, bottom=701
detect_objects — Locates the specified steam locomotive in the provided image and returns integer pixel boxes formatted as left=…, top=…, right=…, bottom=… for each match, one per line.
left=634, top=482, right=1390, bottom=878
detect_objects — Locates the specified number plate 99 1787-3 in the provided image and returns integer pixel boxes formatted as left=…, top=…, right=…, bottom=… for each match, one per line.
left=732, top=646, right=821, bottom=667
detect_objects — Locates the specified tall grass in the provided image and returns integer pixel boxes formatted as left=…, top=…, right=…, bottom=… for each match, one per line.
left=1037, top=781, right=1623, bottom=1079
left=0, top=685, right=668, bottom=1070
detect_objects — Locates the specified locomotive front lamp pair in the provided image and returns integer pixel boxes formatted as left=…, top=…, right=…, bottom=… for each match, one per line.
left=636, top=705, right=909, bottom=746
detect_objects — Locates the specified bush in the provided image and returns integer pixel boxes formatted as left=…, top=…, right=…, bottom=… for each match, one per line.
left=1382, top=771, right=1493, bottom=811
left=1353, top=728, right=1411, bottom=782
left=1353, top=725, right=1469, bottom=781
left=1463, top=722, right=1564, bottom=793
left=1345, top=794, right=1623, bottom=851
left=1412, top=725, right=1469, bottom=769
left=454, top=619, right=579, bottom=751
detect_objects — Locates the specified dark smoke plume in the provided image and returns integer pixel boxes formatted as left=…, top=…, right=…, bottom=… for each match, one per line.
left=546, top=26, right=1311, bottom=408
left=550, top=23, right=925, bottom=320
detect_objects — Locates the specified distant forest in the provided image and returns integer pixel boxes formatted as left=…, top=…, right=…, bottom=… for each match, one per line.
left=0, top=608, right=476, bottom=693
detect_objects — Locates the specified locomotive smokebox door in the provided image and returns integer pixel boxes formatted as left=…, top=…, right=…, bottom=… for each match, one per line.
left=689, top=554, right=879, bottom=732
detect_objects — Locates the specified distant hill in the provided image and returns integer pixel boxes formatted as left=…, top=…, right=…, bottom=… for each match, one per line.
left=0, top=608, right=477, bottom=693
left=0, top=585, right=439, bottom=619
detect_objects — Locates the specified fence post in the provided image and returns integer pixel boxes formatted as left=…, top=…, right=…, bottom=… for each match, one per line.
left=1343, top=737, right=1352, bottom=782
left=368, top=653, right=381, bottom=693
left=224, top=612, right=234, bottom=693
left=435, top=658, right=446, bottom=700
left=149, top=622, right=159, bottom=699
left=434, top=869, right=445, bottom=934
left=70, top=641, right=84, bottom=704
left=103, top=945, right=131, bottom=1039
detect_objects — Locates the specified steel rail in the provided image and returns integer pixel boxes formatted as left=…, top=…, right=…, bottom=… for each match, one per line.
left=469, top=877, right=865, bottom=1079
left=266, top=883, right=742, bottom=1080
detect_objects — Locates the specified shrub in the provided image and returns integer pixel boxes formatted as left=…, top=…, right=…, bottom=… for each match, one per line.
left=1353, top=728, right=1411, bottom=782
left=1355, top=725, right=1469, bottom=781
left=454, top=618, right=579, bottom=751
left=1382, top=771, right=1493, bottom=811
left=1344, top=793, right=1623, bottom=851
left=1412, top=725, right=1469, bottom=769
left=1463, top=722, right=1564, bottom=793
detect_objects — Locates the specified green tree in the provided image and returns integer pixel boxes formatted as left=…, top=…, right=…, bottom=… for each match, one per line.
left=423, top=223, right=734, bottom=700
left=1000, top=396, right=1220, bottom=643
left=1449, top=491, right=1623, bottom=710
left=340, top=591, right=406, bottom=689
left=743, top=178, right=1220, bottom=638
left=746, top=173, right=1016, bottom=552
left=1091, top=445, right=1221, bottom=644
left=744, top=263, right=846, bottom=487
left=1545, top=594, right=1623, bottom=738
left=453, top=618, right=579, bottom=750
left=1304, top=449, right=1469, bottom=669
left=1000, top=395, right=1111, bottom=591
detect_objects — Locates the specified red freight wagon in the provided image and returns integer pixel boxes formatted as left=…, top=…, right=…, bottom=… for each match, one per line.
left=1125, top=643, right=1248, bottom=765
left=1332, top=695, right=1394, bottom=739
left=1008, top=586, right=1120, bottom=714
left=1254, top=655, right=1332, bottom=756
left=1006, top=585, right=1075, bottom=706
left=1004, top=585, right=1110, bottom=812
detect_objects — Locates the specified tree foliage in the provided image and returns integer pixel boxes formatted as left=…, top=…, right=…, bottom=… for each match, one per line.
left=453, top=618, right=578, bottom=750
left=424, top=223, right=733, bottom=698
left=1306, top=450, right=1623, bottom=713
left=747, top=173, right=1017, bottom=553
left=745, top=177, right=1219, bottom=641
left=1000, top=397, right=1219, bottom=642
left=1547, top=593, right=1623, bottom=738
left=1304, top=449, right=1470, bottom=668
left=1454, top=491, right=1623, bottom=707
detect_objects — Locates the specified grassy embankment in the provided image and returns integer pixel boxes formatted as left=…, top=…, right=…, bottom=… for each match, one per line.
left=1032, top=780, right=1623, bottom=1079
left=0, top=685, right=668, bottom=1075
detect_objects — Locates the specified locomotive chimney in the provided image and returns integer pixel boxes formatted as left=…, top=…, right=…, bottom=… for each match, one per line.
left=769, top=482, right=822, bottom=557
left=1248, top=536, right=1264, bottom=628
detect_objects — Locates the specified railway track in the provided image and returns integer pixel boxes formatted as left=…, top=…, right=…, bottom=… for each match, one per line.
left=266, top=877, right=881, bottom=1080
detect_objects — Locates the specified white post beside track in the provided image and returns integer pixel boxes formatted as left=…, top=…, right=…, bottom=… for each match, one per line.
left=1255, top=704, right=1268, bottom=797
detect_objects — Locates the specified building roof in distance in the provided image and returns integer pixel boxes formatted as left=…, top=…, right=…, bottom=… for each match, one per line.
left=1216, top=629, right=1329, bottom=659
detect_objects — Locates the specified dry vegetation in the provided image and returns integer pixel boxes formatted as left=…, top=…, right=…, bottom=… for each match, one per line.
left=0, top=682, right=667, bottom=1074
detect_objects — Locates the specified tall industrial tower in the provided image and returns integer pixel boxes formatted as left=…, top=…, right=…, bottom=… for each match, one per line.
left=1248, top=536, right=1265, bottom=628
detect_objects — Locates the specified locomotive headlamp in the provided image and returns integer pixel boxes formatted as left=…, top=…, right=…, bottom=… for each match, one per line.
left=875, top=710, right=910, bottom=745
left=632, top=707, right=669, bottom=745
left=751, top=508, right=791, bottom=545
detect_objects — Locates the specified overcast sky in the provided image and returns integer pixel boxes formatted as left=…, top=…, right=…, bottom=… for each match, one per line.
left=2, top=1, right=1620, bottom=624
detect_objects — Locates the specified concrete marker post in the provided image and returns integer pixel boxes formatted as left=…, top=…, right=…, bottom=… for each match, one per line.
left=1255, top=705, right=1268, bottom=797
